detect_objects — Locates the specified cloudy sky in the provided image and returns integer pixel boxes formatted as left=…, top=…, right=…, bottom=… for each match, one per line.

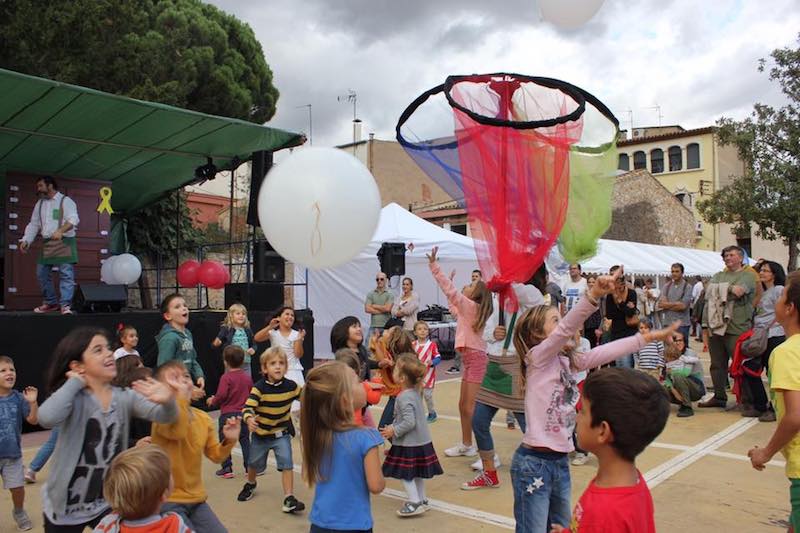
left=207, top=0, right=799, bottom=148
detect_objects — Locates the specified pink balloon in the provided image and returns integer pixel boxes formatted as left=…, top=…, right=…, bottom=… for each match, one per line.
left=176, top=260, right=201, bottom=288
left=198, top=260, right=227, bottom=289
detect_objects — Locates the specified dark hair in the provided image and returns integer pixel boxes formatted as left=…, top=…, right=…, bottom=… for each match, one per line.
left=37, top=175, right=58, bottom=190
left=671, top=263, right=685, bottom=274
left=695, top=275, right=702, bottom=282
left=609, top=265, right=620, bottom=274
left=46, top=327, right=110, bottom=393
left=159, top=293, right=184, bottom=316
left=223, top=345, right=245, bottom=368
left=330, top=316, right=361, bottom=352
left=760, top=260, right=786, bottom=288
left=645, top=278, right=653, bottom=284
left=639, top=318, right=653, bottom=329
left=402, top=277, right=414, bottom=288
left=272, top=306, right=295, bottom=320
left=526, top=263, right=548, bottom=294
left=582, top=368, right=669, bottom=462
left=634, top=278, right=644, bottom=288
left=571, top=264, right=582, bottom=271
left=112, top=355, right=143, bottom=387
left=472, top=270, right=482, bottom=277
left=784, top=271, right=800, bottom=326
left=116, top=324, right=137, bottom=349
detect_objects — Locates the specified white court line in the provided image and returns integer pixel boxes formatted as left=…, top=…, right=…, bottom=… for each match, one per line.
left=434, top=376, right=463, bottom=385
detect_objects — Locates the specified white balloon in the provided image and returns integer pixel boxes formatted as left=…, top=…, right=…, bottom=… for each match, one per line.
left=539, top=0, right=605, bottom=29
left=112, top=253, right=142, bottom=285
left=258, top=147, right=381, bottom=269
left=100, top=256, right=118, bottom=284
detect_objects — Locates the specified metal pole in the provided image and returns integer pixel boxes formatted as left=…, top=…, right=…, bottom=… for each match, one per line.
left=175, top=191, right=180, bottom=294
left=229, top=169, right=234, bottom=282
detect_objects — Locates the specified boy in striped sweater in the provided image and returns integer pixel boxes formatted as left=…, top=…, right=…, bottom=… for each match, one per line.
left=237, top=347, right=304, bottom=513
left=634, top=320, right=665, bottom=380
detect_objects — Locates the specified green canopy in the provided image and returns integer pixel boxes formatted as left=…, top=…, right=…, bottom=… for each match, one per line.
left=0, top=68, right=304, bottom=212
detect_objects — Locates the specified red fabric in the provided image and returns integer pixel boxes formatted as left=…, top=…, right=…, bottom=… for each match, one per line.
left=569, top=471, right=655, bottom=532
left=448, top=74, right=583, bottom=310
left=211, top=369, right=253, bottom=415
left=729, top=329, right=759, bottom=404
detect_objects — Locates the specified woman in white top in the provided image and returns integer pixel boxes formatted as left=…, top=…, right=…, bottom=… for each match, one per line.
left=254, top=307, right=307, bottom=389
left=391, top=277, right=420, bottom=331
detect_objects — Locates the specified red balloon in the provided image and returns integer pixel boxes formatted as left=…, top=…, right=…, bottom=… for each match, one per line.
left=176, top=260, right=201, bottom=288
left=198, top=260, right=227, bottom=289
left=221, top=267, right=231, bottom=285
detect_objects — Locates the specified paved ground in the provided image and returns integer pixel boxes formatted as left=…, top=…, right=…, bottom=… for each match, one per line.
left=6, top=339, right=792, bottom=532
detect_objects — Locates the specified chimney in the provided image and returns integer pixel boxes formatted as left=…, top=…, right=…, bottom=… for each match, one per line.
left=353, top=119, right=362, bottom=143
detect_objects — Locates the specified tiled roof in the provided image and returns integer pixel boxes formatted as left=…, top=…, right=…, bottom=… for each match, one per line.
left=618, top=126, right=716, bottom=147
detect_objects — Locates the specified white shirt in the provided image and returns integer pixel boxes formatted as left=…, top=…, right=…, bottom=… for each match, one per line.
left=692, top=281, right=704, bottom=305
left=22, top=192, right=79, bottom=244
left=269, top=329, right=303, bottom=371
left=561, top=278, right=588, bottom=313
left=112, top=348, right=140, bottom=361
left=484, top=283, right=545, bottom=356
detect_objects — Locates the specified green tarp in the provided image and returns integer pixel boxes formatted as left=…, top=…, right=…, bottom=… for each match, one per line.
left=0, top=68, right=304, bottom=212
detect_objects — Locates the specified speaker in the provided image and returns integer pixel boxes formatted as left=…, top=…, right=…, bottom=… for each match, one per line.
left=73, top=284, right=128, bottom=313
left=377, top=242, right=406, bottom=277
left=293, top=308, right=315, bottom=377
left=224, top=282, right=284, bottom=312
left=253, top=240, right=285, bottom=283
left=247, top=151, right=273, bottom=226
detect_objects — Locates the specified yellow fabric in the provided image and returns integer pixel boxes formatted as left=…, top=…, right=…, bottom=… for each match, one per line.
left=769, top=334, right=800, bottom=478
left=151, top=398, right=235, bottom=503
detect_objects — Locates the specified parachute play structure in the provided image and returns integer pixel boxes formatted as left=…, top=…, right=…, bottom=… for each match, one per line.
left=396, top=73, right=619, bottom=309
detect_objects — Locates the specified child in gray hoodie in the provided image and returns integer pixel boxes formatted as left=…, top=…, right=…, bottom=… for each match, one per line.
left=156, top=293, right=205, bottom=391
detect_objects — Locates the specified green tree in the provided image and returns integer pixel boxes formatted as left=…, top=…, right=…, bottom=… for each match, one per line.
left=698, top=35, right=800, bottom=271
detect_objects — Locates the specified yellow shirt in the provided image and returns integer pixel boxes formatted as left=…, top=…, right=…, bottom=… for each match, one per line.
left=769, top=334, right=800, bottom=478
left=151, top=398, right=235, bottom=503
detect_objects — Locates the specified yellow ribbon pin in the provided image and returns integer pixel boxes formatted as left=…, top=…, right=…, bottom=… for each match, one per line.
left=97, top=187, right=114, bottom=215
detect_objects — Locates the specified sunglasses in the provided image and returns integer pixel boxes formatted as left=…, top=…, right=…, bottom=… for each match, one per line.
left=376, top=278, right=386, bottom=282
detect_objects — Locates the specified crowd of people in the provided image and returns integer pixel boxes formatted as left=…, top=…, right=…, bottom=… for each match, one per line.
left=1, top=244, right=798, bottom=532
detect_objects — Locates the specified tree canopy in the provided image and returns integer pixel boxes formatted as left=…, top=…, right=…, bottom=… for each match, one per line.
left=697, top=34, right=800, bottom=271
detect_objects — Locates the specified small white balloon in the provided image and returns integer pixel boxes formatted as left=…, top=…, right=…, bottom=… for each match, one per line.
left=100, top=256, right=118, bottom=284
left=112, top=253, right=142, bottom=285
left=539, top=0, right=605, bottom=29
left=258, top=147, right=381, bottom=269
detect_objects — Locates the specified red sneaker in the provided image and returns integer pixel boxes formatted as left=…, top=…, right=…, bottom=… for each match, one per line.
left=461, top=470, right=500, bottom=490
left=34, top=303, right=60, bottom=313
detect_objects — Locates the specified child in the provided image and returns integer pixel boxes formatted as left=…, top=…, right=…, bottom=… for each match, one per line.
left=157, top=293, right=205, bottom=392
left=302, top=361, right=385, bottom=531
left=551, top=368, right=670, bottom=532
left=113, top=325, right=140, bottom=361
left=428, top=247, right=493, bottom=457
left=213, top=303, right=257, bottom=377
left=0, top=356, right=38, bottom=530
left=93, top=445, right=192, bottom=532
left=412, top=321, right=441, bottom=422
left=381, top=354, right=444, bottom=517
left=664, top=336, right=705, bottom=417
left=335, top=348, right=382, bottom=426
left=112, top=357, right=154, bottom=448
left=238, top=347, right=304, bottom=514
left=38, top=327, right=178, bottom=531
left=571, top=333, right=592, bottom=467
left=374, top=326, right=415, bottom=432
left=510, top=268, right=678, bottom=532
left=749, top=270, right=800, bottom=532
left=207, top=345, right=253, bottom=478
left=151, top=360, right=240, bottom=530
left=634, top=320, right=665, bottom=381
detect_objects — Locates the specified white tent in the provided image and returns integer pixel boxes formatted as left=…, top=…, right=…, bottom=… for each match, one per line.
left=579, top=239, right=727, bottom=277
left=293, top=203, right=479, bottom=358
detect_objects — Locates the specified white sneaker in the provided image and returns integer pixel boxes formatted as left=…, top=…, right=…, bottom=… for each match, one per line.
left=571, top=452, right=589, bottom=466
left=444, top=443, right=478, bottom=457
left=470, top=454, right=501, bottom=470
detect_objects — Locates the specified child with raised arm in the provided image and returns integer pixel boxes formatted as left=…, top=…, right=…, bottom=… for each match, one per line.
left=551, top=368, right=670, bottom=532
left=510, top=267, right=678, bottom=533
left=0, top=355, right=38, bottom=530
left=151, top=360, right=240, bottom=531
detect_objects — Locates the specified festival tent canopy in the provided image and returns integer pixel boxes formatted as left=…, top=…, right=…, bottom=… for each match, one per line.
left=579, top=239, right=728, bottom=277
left=0, top=68, right=304, bottom=212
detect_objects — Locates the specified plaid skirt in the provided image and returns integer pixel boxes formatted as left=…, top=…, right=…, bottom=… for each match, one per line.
left=382, top=442, right=443, bottom=480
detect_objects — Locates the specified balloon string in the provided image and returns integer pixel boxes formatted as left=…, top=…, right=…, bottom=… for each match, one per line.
left=311, top=202, right=322, bottom=257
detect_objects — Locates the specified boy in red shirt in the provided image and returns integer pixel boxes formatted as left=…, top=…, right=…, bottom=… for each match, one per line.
left=552, top=368, right=669, bottom=533
left=206, top=345, right=253, bottom=478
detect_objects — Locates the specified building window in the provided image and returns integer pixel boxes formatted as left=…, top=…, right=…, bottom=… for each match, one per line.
left=675, top=192, right=692, bottom=208
left=668, top=146, right=682, bottom=171
left=650, top=148, right=664, bottom=173
left=687, top=143, right=700, bottom=169
left=450, top=223, right=467, bottom=236
left=633, top=151, right=646, bottom=170
left=618, top=153, right=630, bottom=171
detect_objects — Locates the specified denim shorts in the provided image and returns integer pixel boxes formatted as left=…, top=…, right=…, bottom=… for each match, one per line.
left=249, top=433, right=293, bottom=472
left=0, top=457, right=24, bottom=489
left=509, top=446, right=571, bottom=533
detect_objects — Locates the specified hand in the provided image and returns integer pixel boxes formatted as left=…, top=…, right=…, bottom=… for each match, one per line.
left=222, top=416, right=242, bottom=441
left=549, top=525, right=567, bottom=533
left=377, top=359, right=392, bottom=369
left=50, top=230, right=63, bottom=241
left=23, top=386, right=38, bottom=404
left=643, top=321, right=681, bottom=343
left=206, top=395, right=215, bottom=407
left=212, top=338, right=222, bottom=348
left=426, top=246, right=439, bottom=264
left=748, top=445, right=772, bottom=471
left=449, top=269, right=456, bottom=281
left=196, top=377, right=205, bottom=390
left=246, top=416, right=259, bottom=433
left=380, top=425, right=395, bottom=439
left=627, top=301, right=635, bottom=309
left=298, top=329, right=306, bottom=340
left=132, top=377, right=176, bottom=404
left=493, top=326, right=506, bottom=341
left=18, top=240, right=29, bottom=253
left=268, top=317, right=280, bottom=329
left=595, top=328, right=603, bottom=339
left=731, top=285, right=746, bottom=298
left=191, top=386, right=206, bottom=401
left=590, top=267, right=622, bottom=299
left=247, top=348, right=256, bottom=355
left=135, top=436, right=152, bottom=447
left=65, top=368, right=86, bottom=385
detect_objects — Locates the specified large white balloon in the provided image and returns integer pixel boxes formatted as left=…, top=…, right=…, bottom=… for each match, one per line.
left=100, top=256, right=118, bottom=284
left=258, top=147, right=381, bottom=269
left=112, top=253, right=142, bottom=285
left=539, top=0, right=605, bottom=29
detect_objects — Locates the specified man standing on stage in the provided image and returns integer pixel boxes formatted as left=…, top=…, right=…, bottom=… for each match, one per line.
left=19, top=176, right=80, bottom=314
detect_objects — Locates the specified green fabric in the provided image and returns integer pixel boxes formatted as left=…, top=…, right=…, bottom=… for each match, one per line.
left=709, top=269, right=757, bottom=335
left=38, top=237, right=77, bottom=265
left=109, top=216, right=128, bottom=255
left=790, top=478, right=800, bottom=531
left=480, top=361, right=513, bottom=395
left=502, top=312, right=518, bottom=351
left=0, top=68, right=304, bottom=212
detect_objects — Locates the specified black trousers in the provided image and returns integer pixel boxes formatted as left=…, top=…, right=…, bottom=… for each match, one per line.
left=743, top=335, right=786, bottom=412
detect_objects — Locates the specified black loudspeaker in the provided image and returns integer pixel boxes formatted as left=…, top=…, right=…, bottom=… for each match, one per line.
left=253, top=240, right=285, bottom=283
left=247, top=151, right=273, bottom=226
left=377, top=242, right=406, bottom=277
left=73, top=284, right=128, bottom=313
left=224, top=282, right=284, bottom=312
left=293, top=308, right=315, bottom=377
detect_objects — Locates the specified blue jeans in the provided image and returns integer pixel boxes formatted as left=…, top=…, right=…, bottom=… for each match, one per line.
left=219, top=412, right=249, bottom=471
left=249, top=433, right=293, bottom=472
left=472, top=401, right=526, bottom=452
left=678, top=325, right=690, bottom=346
left=30, top=428, right=59, bottom=472
left=510, top=447, right=572, bottom=533
left=36, top=263, right=75, bottom=307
